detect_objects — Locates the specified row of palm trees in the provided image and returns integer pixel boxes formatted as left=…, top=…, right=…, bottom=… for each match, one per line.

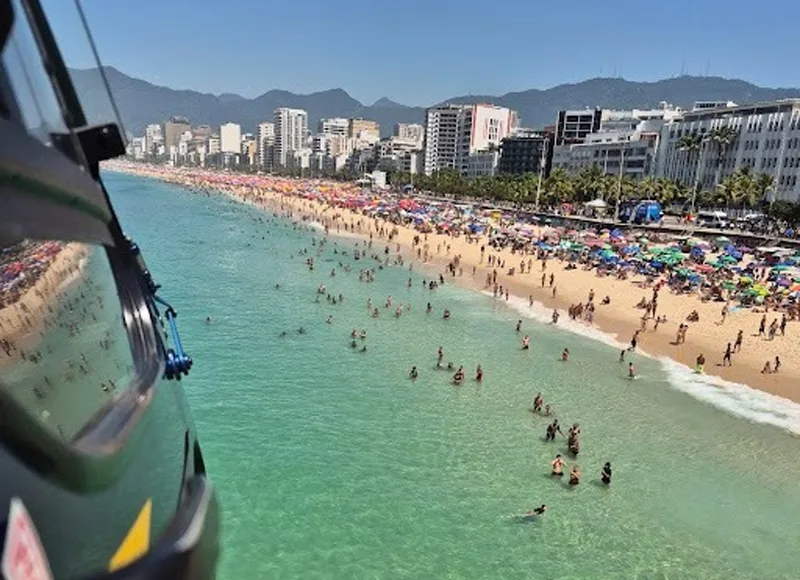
left=387, top=165, right=776, bottom=212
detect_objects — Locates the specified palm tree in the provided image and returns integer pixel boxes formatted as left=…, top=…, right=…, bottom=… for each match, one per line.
left=544, top=168, right=575, bottom=206
left=755, top=173, right=775, bottom=206
left=677, top=133, right=705, bottom=212
left=708, top=125, right=739, bottom=188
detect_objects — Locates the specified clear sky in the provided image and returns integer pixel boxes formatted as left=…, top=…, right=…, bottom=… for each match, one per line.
left=41, top=0, right=800, bottom=106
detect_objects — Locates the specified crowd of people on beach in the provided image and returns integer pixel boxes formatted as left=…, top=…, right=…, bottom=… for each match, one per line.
left=0, top=242, right=128, bottom=438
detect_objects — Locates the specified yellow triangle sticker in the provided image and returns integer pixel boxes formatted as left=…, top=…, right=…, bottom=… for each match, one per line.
left=108, top=499, right=152, bottom=572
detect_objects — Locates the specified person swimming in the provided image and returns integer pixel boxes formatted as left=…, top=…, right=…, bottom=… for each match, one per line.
left=205, top=316, right=212, bottom=324
left=443, top=309, right=451, bottom=320
left=551, top=454, right=564, bottom=476
left=569, top=466, right=581, bottom=486
left=523, top=505, right=547, bottom=518
left=601, top=462, right=612, bottom=485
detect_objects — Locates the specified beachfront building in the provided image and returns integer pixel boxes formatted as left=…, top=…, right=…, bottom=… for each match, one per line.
left=655, top=99, right=800, bottom=202
left=555, top=108, right=602, bottom=145
left=498, top=129, right=551, bottom=176
left=144, top=123, right=163, bottom=157
left=423, top=104, right=464, bottom=175
left=257, top=122, right=275, bottom=168
left=164, top=116, right=190, bottom=153
left=553, top=129, right=660, bottom=181
left=464, top=149, right=500, bottom=179
left=423, top=103, right=518, bottom=177
left=274, top=108, right=309, bottom=167
left=219, top=122, right=242, bottom=154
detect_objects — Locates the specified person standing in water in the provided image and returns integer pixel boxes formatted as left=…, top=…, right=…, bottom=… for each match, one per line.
left=628, top=362, right=636, bottom=379
left=601, top=462, right=612, bottom=485
left=409, top=366, right=418, bottom=380
left=569, top=465, right=581, bottom=486
left=475, top=365, right=483, bottom=382
left=551, top=454, right=565, bottom=476
left=522, top=335, right=530, bottom=350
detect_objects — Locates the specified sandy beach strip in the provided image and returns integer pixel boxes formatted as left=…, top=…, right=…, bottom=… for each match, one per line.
left=0, top=243, right=88, bottom=360
left=105, top=164, right=800, bottom=403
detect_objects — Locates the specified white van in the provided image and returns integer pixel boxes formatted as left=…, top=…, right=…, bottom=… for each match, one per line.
left=697, top=211, right=728, bottom=229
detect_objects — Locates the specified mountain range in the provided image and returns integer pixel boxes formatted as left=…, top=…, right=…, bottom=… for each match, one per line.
left=70, top=67, right=800, bottom=138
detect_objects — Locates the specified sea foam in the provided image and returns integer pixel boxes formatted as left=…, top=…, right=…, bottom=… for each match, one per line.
left=486, top=290, right=800, bottom=435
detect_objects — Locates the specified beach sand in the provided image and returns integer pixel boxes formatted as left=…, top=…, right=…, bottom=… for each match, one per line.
left=105, top=164, right=800, bottom=403
left=0, top=243, right=87, bottom=362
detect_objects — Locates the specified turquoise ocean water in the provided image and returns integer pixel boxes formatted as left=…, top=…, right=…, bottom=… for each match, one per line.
left=106, top=172, right=800, bottom=580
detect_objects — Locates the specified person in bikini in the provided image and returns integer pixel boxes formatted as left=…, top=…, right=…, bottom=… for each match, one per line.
left=551, top=454, right=565, bottom=476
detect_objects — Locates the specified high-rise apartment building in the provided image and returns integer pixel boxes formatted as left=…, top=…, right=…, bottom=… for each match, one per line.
left=145, top=123, right=163, bottom=153
left=219, top=122, right=242, bottom=154
left=257, top=122, right=275, bottom=166
left=423, top=104, right=517, bottom=176
left=274, top=108, right=309, bottom=167
left=318, top=118, right=350, bottom=136
left=164, top=116, right=190, bottom=152
left=349, top=118, right=380, bottom=141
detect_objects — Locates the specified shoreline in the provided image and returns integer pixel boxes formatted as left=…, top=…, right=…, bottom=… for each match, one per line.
left=0, top=243, right=88, bottom=365
left=104, top=164, right=800, bottom=406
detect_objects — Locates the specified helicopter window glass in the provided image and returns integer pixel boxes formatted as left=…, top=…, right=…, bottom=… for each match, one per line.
left=1, top=0, right=74, bottom=146
left=0, top=240, right=137, bottom=442
left=39, top=0, right=126, bottom=133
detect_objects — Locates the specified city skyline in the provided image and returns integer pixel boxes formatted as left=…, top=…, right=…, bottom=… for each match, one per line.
left=44, top=0, right=800, bottom=106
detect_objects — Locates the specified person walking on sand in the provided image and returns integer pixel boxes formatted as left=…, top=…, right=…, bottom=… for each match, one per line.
left=722, top=343, right=733, bottom=367
left=734, top=329, right=743, bottom=353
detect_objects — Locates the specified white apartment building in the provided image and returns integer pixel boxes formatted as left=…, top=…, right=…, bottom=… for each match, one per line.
left=394, top=123, right=424, bottom=148
left=424, top=103, right=517, bottom=176
left=424, top=104, right=463, bottom=175
left=257, top=122, right=275, bottom=167
left=553, top=130, right=659, bottom=181
left=318, top=118, right=350, bottom=136
left=145, top=123, right=163, bottom=153
left=274, top=108, right=309, bottom=167
left=656, top=99, right=800, bottom=202
left=219, top=122, right=242, bottom=154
